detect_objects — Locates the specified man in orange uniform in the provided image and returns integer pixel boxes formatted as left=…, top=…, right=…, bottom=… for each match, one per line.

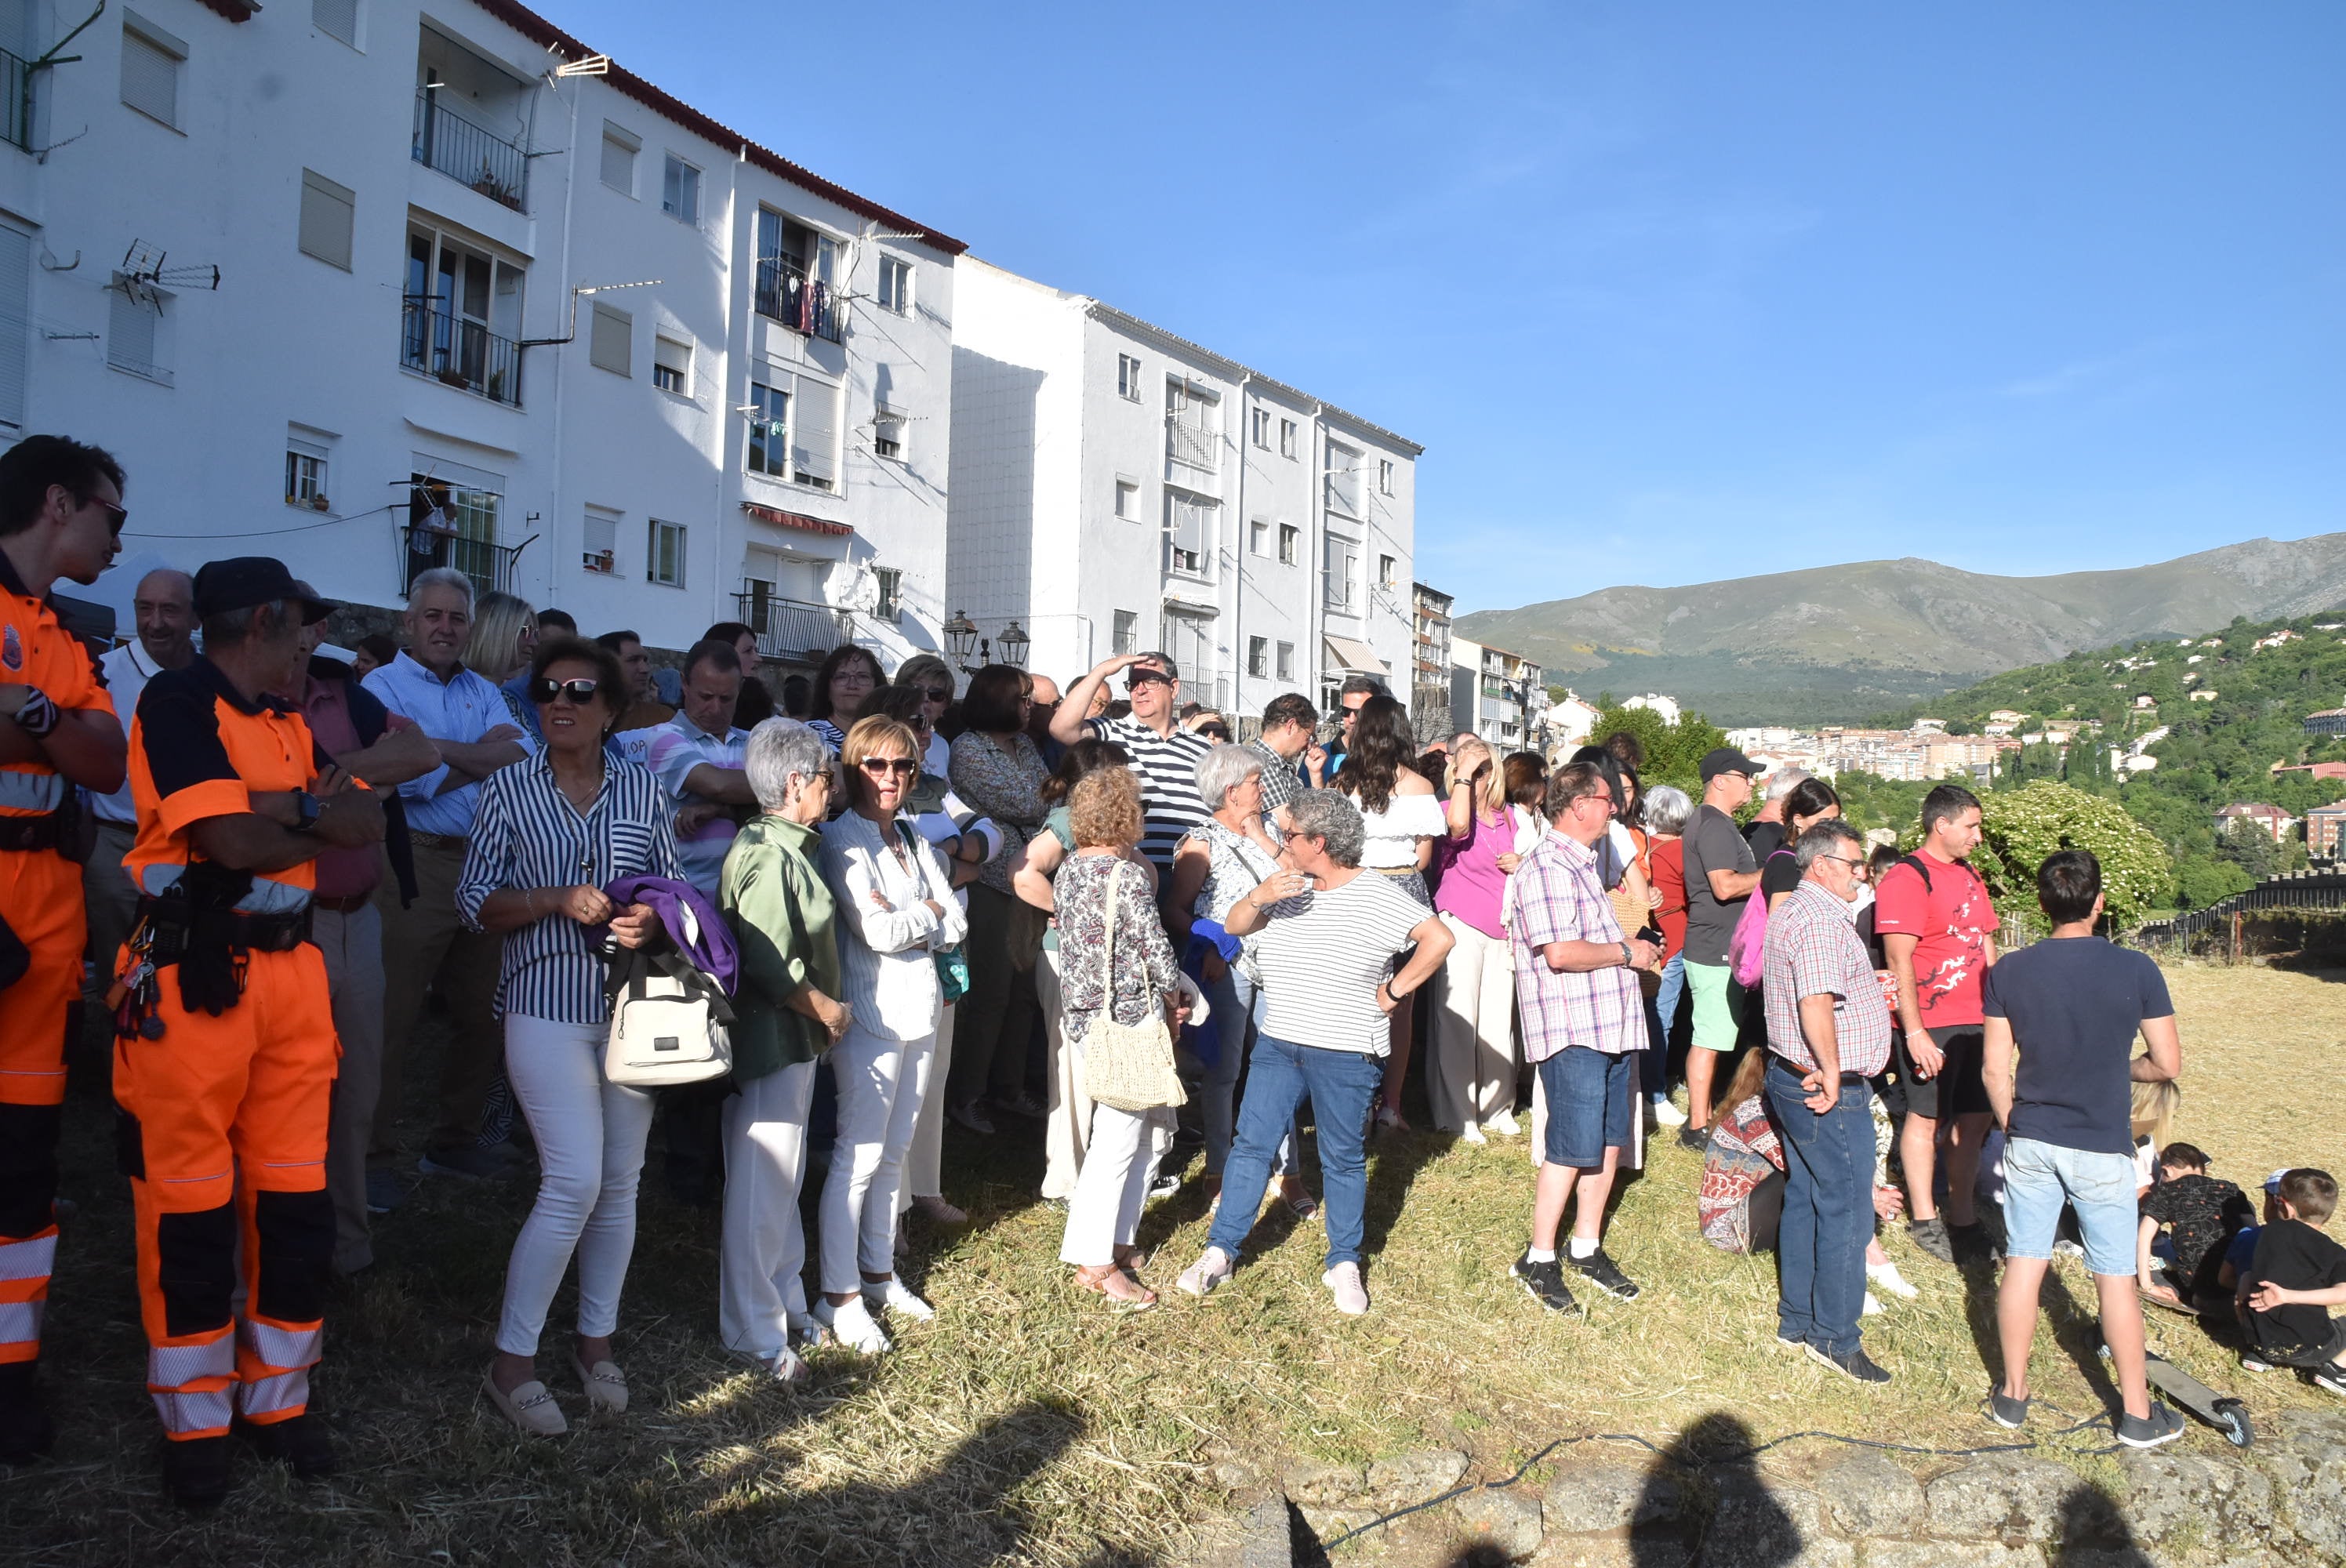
left=115, top=557, right=381, bottom=1506
left=0, top=436, right=129, bottom=1465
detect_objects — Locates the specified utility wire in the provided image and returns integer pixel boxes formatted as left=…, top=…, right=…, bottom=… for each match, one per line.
left=122, top=503, right=400, bottom=543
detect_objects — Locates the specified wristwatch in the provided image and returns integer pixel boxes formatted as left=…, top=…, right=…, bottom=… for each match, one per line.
left=291, top=790, right=321, bottom=833
left=1618, top=940, right=1633, bottom=969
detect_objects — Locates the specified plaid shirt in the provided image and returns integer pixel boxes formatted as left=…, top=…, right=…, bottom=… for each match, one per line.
left=1762, top=880, right=1893, bottom=1076
left=1244, top=739, right=1300, bottom=816
left=1509, top=829, right=1644, bottom=1063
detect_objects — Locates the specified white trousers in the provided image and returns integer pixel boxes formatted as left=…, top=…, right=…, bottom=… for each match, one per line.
left=718, top=1060, right=817, bottom=1359
left=822, top=1025, right=934, bottom=1293
left=496, top=1015, right=656, bottom=1357
left=901, top=1004, right=954, bottom=1212
left=1036, top=950, right=1095, bottom=1201
left=1059, top=1094, right=1160, bottom=1266
left=1429, top=914, right=1517, bottom=1132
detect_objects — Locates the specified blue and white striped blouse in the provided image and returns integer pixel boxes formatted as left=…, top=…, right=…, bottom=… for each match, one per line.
left=455, top=750, right=681, bottom=1025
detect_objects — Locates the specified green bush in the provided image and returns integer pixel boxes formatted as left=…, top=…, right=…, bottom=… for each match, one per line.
left=1976, top=781, right=2173, bottom=931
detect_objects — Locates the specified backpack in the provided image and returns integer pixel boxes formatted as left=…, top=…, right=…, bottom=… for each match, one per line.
left=1726, top=849, right=1797, bottom=988
left=602, top=946, right=735, bottom=1087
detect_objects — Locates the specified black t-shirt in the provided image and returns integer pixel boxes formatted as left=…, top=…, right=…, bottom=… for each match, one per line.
left=1980, top=936, right=2174, bottom=1156
left=1681, top=804, right=1756, bottom=966
left=1759, top=848, right=1802, bottom=903
left=2246, top=1219, right=2346, bottom=1356
left=2140, top=1174, right=2255, bottom=1294
left=1745, top=819, right=1786, bottom=862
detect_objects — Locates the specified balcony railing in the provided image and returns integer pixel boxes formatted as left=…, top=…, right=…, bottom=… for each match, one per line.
left=1179, top=671, right=1232, bottom=713
left=412, top=90, right=528, bottom=212
left=733, top=591, right=855, bottom=664
left=1166, top=419, right=1218, bottom=472
left=753, top=256, right=842, bottom=343
left=0, top=47, right=27, bottom=153
left=401, top=299, right=523, bottom=406
left=403, top=524, right=520, bottom=597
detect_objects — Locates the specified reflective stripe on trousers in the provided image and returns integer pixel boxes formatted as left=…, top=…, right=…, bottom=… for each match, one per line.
left=236, top=1366, right=310, bottom=1421
left=0, top=771, right=67, bottom=813
left=0, top=1300, right=42, bottom=1348
left=149, top=1335, right=237, bottom=1438
left=239, top=1316, right=321, bottom=1373
left=152, top=1388, right=234, bottom=1439
left=0, top=1230, right=55, bottom=1282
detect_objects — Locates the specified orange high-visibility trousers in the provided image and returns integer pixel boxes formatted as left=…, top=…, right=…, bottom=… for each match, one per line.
left=113, top=942, right=339, bottom=1439
left=0, top=847, right=87, bottom=1370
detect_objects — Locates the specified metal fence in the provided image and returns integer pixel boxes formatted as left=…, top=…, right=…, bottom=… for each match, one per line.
left=401, top=299, right=523, bottom=406
left=753, top=256, right=843, bottom=343
left=412, top=91, right=528, bottom=212
left=2135, top=869, right=2346, bottom=947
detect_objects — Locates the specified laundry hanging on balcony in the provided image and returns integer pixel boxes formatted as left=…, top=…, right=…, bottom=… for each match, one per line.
left=779, top=273, right=832, bottom=336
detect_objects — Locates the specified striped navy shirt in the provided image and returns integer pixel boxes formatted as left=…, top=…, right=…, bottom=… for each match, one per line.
left=1087, top=715, right=1212, bottom=871
left=456, top=751, right=680, bottom=1025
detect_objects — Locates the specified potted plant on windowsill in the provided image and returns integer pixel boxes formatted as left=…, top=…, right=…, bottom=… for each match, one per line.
left=436, top=366, right=469, bottom=389
left=310, top=495, right=331, bottom=512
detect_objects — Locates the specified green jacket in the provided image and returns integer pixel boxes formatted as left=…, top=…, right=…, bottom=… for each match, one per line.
left=719, top=813, right=842, bottom=1081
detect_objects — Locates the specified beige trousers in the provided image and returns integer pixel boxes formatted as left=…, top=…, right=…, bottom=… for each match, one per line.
left=1428, top=913, right=1516, bottom=1132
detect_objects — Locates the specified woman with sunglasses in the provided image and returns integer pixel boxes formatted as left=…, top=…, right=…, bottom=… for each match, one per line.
left=456, top=636, right=677, bottom=1436
left=815, top=715, right=968, bottom=1353
left=894, top=653, right=957, bottom=775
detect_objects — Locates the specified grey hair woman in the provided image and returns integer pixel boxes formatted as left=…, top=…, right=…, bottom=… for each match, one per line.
left=717, top=719, right=852, bottom=1384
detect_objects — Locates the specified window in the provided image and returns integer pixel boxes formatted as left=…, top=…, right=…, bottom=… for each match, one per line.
left=873, top=567, right=902, bottom=622
left=877, top=256, right=911, bottom=314
left=589, top=304, right=631, bottom=376
left=1117, top=354, right=1141, bottom=401
left=1165, top=379, right=1218, bottom=471
left=121, top=13, right=184, bottom=129
left=1278, top=523, right=1300, bottom=565
left=1167, top=491, right=1214, bottom=577
left=1378, top=553, right=1396, bottom=591
left=1276, top=641, right=1295, bottom=681
left=406, top=459, right=501, bottom=592
left=1248, top=518, right=1269, bottom=557
left=1248, top=637, right=1269, bottom=678
left=0, top=223, right=27, bottom=430
left=754, top=210, right=842, bottom=339
left=746, top=379, right=788, bottom=476
left=1378, top=458, right=1396, bottom=496
left=403, top=226, right=526, bottom=404
left=1280, top=418, right=1298, bottom=459
left=662, top=155, right=700, bottom=224
left=600, top=123, right=638, bottom=194
left=297, top=170, right=354, bottom=271
left=1114, top=479, right=1139, bottom=521
left=790, top=376, right=838, bottom=489
left=1324, top=533, right=1359, bottom=612
left=582, top=504, right=619, bottom=575
left=1251, top=408, right=1270, bottom=448
left=285, top=438, right=329, bottom=510
left=1112, top=609, right=1137, bottom=655
left=1325, top=441, right=1361, bottom=517
left=647, top=518, right=685, bottom=586
left=872, top=401, right=905, bottom=459
left=313, top=0, right=358, bottom=48
left=653, top=335, right=692, bottom=395
left=107, top=282, right=169, bottom=385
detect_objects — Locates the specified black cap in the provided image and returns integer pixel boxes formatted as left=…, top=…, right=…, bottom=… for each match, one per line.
left=1699, top=746, right=1763, bottom=782
left=192, top=557, right=332, bottom=623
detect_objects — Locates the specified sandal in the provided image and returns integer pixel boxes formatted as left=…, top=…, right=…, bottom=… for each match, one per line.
left=1072, top=1263, right=1157, bottom=1311
left=1280, top=1179, right=1320, bottom=1221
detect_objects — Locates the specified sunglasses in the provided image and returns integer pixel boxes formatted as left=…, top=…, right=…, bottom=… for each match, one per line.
left=90, top=496, right=128, bottom=537
left=924, top=687, right=953, bottom=703
left=1126, top=671, right=1172, bottom=691
left=531, top=677, right=601, bottom=704
left=1198, top=724, right=1231, bottom=741
left=858, top=757, right=919, bottom=778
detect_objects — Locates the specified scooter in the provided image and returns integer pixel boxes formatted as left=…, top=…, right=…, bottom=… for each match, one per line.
left=2097, top=1335, right=2254, bottom=1447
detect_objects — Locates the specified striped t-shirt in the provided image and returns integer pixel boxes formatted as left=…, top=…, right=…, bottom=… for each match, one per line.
left=1250, top=871, right=1428, bottom=1055
left=1086, top=714, right=1212, bottom=870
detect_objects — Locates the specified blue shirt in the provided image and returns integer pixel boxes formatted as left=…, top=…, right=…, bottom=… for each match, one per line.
left=501, top=668, right=543, bottom=739
left=362, top=651, right=538, bottom=837
left=1981, top=935, right=2174, bottom=1156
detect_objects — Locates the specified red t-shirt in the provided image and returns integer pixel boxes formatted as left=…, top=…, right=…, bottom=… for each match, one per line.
left=1650, top=837, right=1688, bottom=963
left=1871, top=850, right=1999, bottom=1028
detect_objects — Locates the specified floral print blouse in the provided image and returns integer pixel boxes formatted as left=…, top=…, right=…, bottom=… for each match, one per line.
left=1052, top=851, right=1181, bottom=1046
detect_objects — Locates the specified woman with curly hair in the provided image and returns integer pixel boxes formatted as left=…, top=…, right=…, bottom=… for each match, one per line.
left=1334, top=695, right=1444, bottom=1131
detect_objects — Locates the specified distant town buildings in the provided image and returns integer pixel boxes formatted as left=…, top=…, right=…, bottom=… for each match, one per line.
left=1724, top=724, right=2021, bottom=783
left=2308, top=801, right=2346, bottom=858
left=1411, top=583, right=1454, bottom=735
left=2216, top=803, right=2297, bottom=843
left=1622, top=692, right=1680, bottom=724
left=1449, top=637, right=1544, bottom=748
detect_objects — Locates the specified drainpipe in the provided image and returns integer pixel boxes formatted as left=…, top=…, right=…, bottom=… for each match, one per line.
left=1232, top=371, right=1250, bottom=716
left=542, top=74, right=580, bottom=614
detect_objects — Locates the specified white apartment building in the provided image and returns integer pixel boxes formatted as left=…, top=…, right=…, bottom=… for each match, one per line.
left=946, top=258, right=1418, bottom=717
left=1, top=0, right=960, bottom=668
left=1449, top=636, right=1545, bottom=748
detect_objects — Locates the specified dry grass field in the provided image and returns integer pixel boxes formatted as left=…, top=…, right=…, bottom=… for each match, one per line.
left=1, top=960, right=2338, bottom=1566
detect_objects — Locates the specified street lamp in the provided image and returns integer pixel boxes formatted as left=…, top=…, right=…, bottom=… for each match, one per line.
left=942, top=609, right=979, bottom=670
left=998, top=619, right=1030, bottom=669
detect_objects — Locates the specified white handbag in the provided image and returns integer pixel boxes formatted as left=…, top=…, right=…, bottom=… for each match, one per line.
left=603, top=946, right=735, bottom=1087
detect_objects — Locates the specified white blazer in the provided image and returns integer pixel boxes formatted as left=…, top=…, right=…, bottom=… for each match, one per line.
left=818, top=809, right=969, bottom=1043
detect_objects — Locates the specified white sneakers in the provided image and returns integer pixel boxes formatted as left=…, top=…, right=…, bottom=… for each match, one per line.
left=1867, top=1261, right=1920, bottom=1300
left=1649, top=1097, right=1688, bottom=1128
left=1484, top=1109, right=1523, bottom=1138
left=1176, top=1247, right=1234, bottom=1298
left=862, top=1278, right=936, bottom=1323
left=814, top=1295, right=893, bottom=1356
left=1458, top=1123, right=1489, bottom=1145
left=1323, top=1262, right=1370, bottom=1316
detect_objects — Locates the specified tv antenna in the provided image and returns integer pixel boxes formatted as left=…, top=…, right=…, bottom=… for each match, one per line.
left=553, top=53, right=610, bottom=77
left=119, top=239, right=220, bottom=306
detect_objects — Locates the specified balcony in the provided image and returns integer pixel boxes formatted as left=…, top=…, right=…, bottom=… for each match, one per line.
left=734, top=590, right=855, bottom=664
left=403, top=524, right=521, bottom=597
left=754, top=256, right=842, bottom=343
left=401, top=298, right=523, bottom=406
left=412, top=90, right=528, bottom=212
left=1179, top=670, right=1232, bottom=713
left=1166, top=419, right=1218, bottom=473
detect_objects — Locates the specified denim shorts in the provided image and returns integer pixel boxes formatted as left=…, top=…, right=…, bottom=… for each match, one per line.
left=1538, top=1046, right=1631, bottom=1167
left=2002, top=1137, right=2139, bottom=1276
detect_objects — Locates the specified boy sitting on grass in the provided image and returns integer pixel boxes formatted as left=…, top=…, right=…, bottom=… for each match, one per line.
left=2239, top=1168, right=2346, bottom=1395
left=2137, top=1142, right=2254, bottom=1314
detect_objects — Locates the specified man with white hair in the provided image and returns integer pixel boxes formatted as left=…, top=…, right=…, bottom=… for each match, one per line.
left=84, top=566, right=197, bottom=1014
left=361, top=567, right=534, bottom=1191
left=1745, top=767, right=1810, bottom=862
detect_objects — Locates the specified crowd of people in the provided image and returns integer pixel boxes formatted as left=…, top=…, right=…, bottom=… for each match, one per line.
left=0, top=434, right=2338, bottom=1510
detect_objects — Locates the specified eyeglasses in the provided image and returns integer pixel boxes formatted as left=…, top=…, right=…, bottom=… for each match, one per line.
left=1821, top=855, right=1870, bottom=874
left=89, top=496, right=128, bottom=537
left=1126, top=670, right=1171, bottom=691
left=858, top=757, right=919, bottom=778
left=531, top=677, right=601, bottom=704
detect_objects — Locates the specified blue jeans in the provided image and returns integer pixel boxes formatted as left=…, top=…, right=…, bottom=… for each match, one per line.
left=1202, top=964, right=1296, bottom=1179
left=1205, top=1033, right=1383, bottom=1270
left=1763, top=1058, right=1874, bottom=1358
left=1643, top=953, right=1686, bottom=1100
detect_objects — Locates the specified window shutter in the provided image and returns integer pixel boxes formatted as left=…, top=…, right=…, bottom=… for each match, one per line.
left=120, top=26, right=180, bottom=128
left=599, top=129, right=634, bottom=193
left=589, top=304, right=631, bottom=376
left=297, top=170, right=354, bottom=270
left=792, top=378, right=837, bottom=484
left=312, top=0, right=357, bottom=45
left=107, top=285, right=158, bottom=375
left=654, top=336, right=690, bottom=388
left=0, top=226, right=27, bottom=428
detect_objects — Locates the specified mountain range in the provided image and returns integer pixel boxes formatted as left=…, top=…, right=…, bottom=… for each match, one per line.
left=1451, top=534, right=2346, bottom=725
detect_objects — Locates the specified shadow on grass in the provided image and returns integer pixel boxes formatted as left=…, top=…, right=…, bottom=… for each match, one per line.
left=1961, top=1250, right=2126, bottom=1422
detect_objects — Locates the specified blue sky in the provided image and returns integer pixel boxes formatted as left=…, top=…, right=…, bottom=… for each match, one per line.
left=557, top=1, right=2343, bottom=615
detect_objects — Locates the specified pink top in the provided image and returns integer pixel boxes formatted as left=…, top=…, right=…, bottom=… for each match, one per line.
left=300, top=673, right=382, bottom=902
left=1433, top=807, right=1512, bottom=940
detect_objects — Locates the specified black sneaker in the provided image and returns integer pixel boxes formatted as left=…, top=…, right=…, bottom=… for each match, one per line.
left=1676, top=1124, right=1710, bottom=1152
left=1948, top=1221, right=1999, bottom=1263
left=1986, top=1386, right=2030, bottom=1429
left=1908, top=1217, right=1955, bottom=1264
left=1566, top=1247, right=1641, bottom=1301
left=0, top=1365, right=54, bottom=1465
left=162, top=1435, right=233, bottom=1509
left=1806, top=1343, right=1893, bottom=1385
left=236, top=1412, right=337, bottom=1479
left=2115, top=1403, right=2185, bottom=1449
left=1511, top=1252, right=1582, bottom=1315
left=2309, top=1363, right=2346, bottom=1398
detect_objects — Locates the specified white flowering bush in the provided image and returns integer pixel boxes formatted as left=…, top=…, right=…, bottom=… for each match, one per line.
left=1978, top=781, right=2172, bottom=932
